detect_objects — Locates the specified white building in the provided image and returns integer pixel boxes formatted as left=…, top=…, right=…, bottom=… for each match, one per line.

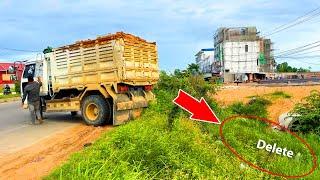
left=222, top=41, right=260, bottom=73
left=195, top=48, right=215, bottom=78
left=214, top=27, right=275, bottom=82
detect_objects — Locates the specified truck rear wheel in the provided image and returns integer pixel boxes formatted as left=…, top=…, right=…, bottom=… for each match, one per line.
left=81, top=95, right=112, bottom=126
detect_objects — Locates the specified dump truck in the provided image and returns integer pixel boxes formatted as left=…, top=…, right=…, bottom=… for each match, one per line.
left=21, top=32, right=159, bottom=125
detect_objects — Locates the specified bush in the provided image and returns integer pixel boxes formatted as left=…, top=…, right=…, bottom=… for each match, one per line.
left=15, top=81, right=21, bottom=93
left=269, top=91, right=291, bottom=99
left=155, top=71, right=216, bottom=100
left=230, top=97, right=271, bottom=118
left=290, top=90, right=320, bottom=135
left=155, top=68, right=218, bottom=131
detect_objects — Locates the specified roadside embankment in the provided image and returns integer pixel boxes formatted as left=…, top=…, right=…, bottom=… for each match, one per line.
left=0, top=94, right=21, bottom=103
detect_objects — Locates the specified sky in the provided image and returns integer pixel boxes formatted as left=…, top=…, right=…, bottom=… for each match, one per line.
left=0, top=0, right=320, bottom=71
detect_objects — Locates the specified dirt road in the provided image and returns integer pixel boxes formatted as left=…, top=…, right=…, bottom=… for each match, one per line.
left=0, top=101, right=78, bottom=157
left=213, top=84, right=320, bottom=121
left=0, top=102, right=112, bottom=179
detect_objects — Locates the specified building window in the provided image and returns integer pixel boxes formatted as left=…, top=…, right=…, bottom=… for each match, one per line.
left=245, top=45, right=248, bottom=52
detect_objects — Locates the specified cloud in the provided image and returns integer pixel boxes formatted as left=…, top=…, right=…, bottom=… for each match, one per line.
left=0, top=0, right=319, bottom=70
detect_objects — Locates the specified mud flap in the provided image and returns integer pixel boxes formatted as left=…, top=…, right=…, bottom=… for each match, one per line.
left=113, top=91, right=155, bottom=125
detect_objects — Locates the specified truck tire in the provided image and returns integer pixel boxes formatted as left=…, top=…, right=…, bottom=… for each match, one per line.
left=81, top=95, right=112, bottom=126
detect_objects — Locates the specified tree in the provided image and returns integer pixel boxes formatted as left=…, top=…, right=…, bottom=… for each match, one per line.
left=186, top=63, right=200, bottom=75
left=173, top=69, right=184, bottom=78
left=276, top=62, right=310, bottom=73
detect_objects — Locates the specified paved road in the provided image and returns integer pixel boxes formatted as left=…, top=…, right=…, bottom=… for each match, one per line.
left=0, top=101, right=80, bottom=157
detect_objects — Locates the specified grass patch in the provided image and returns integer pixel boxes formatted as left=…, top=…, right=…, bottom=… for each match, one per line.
left=269, top=91, right=292, bottom=99
left=46, top=101, right=320, bottom=179
left=45, top=69, right=319, bottom=179
left=45, top=103, right=272, bottom=179
left=247, top=91, right=291, bottom=101
left=0, top=93, right=20, bottom=99
left=223, top=118, right=314, bottom=177
left=229, top=97, right=271, bottom=118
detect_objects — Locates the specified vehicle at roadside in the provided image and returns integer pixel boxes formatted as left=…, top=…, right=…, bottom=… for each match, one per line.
left=21, top=32, right=159, bottom=126
left=3, top=84, right=11, bottom=95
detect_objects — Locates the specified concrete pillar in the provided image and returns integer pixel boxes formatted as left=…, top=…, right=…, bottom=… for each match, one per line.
left=249, top=73, right=254, bottom=82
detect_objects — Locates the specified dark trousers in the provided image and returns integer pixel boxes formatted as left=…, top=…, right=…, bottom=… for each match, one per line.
left=28, top=101, right=41, bottom=124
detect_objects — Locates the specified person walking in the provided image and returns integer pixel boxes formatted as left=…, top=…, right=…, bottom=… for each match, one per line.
left=22, top=76, right=43, bottom=125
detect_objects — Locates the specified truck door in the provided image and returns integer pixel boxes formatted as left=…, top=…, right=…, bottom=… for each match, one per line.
left=21, top=63, right=36, bottom=93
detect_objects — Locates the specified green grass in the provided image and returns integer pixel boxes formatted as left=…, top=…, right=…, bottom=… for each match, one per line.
left=229, top=97, right=271, bottom=118
left=45, top=98, right=319, bottom=179
left=268, top=91, right=292, bottom=99
left=0, top=93, right=20, bottom=99
left=45, top=71, right=318, bottom=179
left=223, top=118, right=316, bottom=177
left=248, top=91, right=292, bottom=101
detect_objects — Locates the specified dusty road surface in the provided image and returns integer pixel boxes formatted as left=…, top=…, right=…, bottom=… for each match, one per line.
left=213, top=84, right=320, bottom=121
left=0, top=101, right=78, bottom=156
left=0, top=101, right=112, bottom=179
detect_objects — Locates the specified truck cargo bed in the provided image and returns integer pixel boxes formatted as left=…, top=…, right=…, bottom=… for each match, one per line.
left=48, top=32, right=159, bottom=92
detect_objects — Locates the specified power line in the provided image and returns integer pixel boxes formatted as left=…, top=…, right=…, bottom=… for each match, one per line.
left=263, top=7, right=320, bottom=37
left=275, top=40, right=320, bottom=57
left=278, top=55, right=320, bottom=59
left=276, top=44, right=320, bottom=57
left=277, top=58, right=320, bottom=65
left=0, top=47, right=40, bottom=53
left=292, top=49, right=320, bottom=56
left=264, top=7, right=320, bottom=35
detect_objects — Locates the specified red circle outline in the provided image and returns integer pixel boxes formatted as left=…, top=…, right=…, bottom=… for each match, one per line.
left=219, top=115, right=318, bottom=178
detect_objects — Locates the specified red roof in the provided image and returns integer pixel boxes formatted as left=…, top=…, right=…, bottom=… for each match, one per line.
left=0, top=62, right=24, bottom=71
left=0, top=63, right=11, bottom=71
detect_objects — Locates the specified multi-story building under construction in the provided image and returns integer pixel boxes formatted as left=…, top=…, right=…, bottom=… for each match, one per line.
left=213, top=27, right=275, bottom=82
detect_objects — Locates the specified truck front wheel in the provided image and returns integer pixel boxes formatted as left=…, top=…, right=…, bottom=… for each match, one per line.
left=81, top=95, right=112, bottom=126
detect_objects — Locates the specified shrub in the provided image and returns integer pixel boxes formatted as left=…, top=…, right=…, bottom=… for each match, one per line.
left=230, top=97, right=271, bottom=118
left=155, top=67, right=218, bottom=131
left=290, top=90, right=320, bottom=135
left=269, top=91, right=291, bottom=99
left=155, top=71, right=216, bottom=100
left=15, top=81, right=21, bottom=93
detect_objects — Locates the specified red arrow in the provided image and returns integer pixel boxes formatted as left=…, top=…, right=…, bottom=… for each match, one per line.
left=173, top=89, right=220, bottom=124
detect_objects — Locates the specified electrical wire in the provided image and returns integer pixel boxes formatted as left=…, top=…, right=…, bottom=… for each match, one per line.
left=275, top=40, right=320, bottom=57
left=264, top=7, right=320, bottom=34
left=278, top=55, right=320, bottom=59
left=291, top=49, right=320, bottom=56
left=276, top=58, right=320, bottom=65
left=263, top=7, right=320, bottom=37
left=0, top=47, right=40, bottom=53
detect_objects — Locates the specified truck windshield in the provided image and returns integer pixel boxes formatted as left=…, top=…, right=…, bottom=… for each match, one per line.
left=23, top=64, right=36, bottom=78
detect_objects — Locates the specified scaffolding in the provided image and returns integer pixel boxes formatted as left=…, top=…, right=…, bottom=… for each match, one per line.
left=213, top=27, right=275, bottom=82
